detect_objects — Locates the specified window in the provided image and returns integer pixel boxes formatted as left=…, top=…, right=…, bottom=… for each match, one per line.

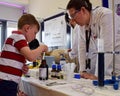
left=0, top=23, right=2, bottom=51
left=7, top=21, right=17, bottom=38
left=0, top=20, right=17, bottom=51
left=0, top=20, right=6, bottom=51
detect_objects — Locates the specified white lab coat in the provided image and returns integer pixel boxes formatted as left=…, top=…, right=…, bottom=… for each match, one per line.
left=79, top=7, right=120, bottom=76
left=69, top=24, right=81, bottom=71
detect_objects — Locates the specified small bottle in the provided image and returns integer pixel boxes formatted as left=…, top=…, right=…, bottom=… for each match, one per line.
left=56, top=64, right=63, bottom=79
left=51, top=61, right=57, bottom=78
left=33, top=61, right=38, bottom=67
left=39, top=59, right=48, bottom=80
left=60, top=54, right=66, bottom=71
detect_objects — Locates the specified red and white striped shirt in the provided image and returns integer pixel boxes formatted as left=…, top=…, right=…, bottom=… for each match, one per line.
left=0, top=31, right=28, bottom=83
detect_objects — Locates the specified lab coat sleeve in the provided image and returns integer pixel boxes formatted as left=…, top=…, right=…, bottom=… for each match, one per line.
left=79, top=27, right=86, bottom=72
left=114, top=14, right=120, bottom=75
left=69, top=25, right=80, bottom=59
left=95, top=12, right=113, bottom=76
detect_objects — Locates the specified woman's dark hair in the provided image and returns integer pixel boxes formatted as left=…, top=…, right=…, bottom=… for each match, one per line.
left=66, top=0, right=92, bottom=12
left=65, top=13, right=70, bottom=24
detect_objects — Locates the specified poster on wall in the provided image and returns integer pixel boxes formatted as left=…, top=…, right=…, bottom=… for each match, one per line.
left=43, top=15, right=67, bottom=47
left=116, top=3, right=120, bottom=16
left=108, top=0, right=120, bottom=16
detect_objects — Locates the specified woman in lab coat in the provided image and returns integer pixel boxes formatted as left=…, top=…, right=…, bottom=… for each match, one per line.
left=66, top=0, right=120, bottom=79
left=65, top=13, right=81, bottom=72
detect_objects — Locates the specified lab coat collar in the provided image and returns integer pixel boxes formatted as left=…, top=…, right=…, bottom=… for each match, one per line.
left=85, top=7, right=100, bottom=30
left=88, top=10, right=96, bottom=28
left=85, top=13, right=92, bottom=30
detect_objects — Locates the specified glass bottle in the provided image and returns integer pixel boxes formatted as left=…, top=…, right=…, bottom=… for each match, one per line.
left=39, top=59, right=48, bottom=80
left=60, top=54, right=66, bottom=71
left=51, top=61, right=57, bottom=78
left=56, top=64, right=63, bottom=79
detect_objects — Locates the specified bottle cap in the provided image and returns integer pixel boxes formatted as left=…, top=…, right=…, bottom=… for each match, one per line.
left=52, top=64, right=56, bottom=69
left=74, top=73, right=80, bottom=79
left=57, top=64, right=61, bottom=70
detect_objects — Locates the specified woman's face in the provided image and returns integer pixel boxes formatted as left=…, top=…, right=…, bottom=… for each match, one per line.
left=68, top=7, right=90, bottom=26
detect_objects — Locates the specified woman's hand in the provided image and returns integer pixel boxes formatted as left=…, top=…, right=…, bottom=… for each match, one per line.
left=80, top=72, right=98, bottom=80
left=68, top=49, right=72, bottom=52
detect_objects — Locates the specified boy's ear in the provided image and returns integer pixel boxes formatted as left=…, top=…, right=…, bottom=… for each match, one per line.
left=24, top=24, right=30, bottom=32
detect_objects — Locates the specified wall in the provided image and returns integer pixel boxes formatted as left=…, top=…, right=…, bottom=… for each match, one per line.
left=0, top=0, right=102, bottom=45
left=29, top=0, right=102, bottom=19
left=0, top=0, right=29, bottom=21
left=0, top=5, right=23, bottom=21
left=28, top=0, right=102, bottom=44
left=91, top=0, right=102, bottom=7
left=0, top=0, right=28, bottom=6
left=29, top=0, right=69, bottom=19
left=0, top=0, right=102, bottom=21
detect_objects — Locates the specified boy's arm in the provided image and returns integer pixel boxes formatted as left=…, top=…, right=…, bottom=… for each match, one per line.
left=20, top=44, right=48, bottom=61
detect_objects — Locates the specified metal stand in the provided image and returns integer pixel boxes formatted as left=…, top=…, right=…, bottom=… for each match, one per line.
left=92, top=0, right=120, bottom=90
left=93, top=51, right=120, bottom=90
left=98, top=53, right=104, bottom=87
left=93, top=75, right=119, bottom=90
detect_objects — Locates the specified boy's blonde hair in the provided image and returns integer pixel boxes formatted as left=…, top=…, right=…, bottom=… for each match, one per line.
left=18, top=14, right=40, bottom=31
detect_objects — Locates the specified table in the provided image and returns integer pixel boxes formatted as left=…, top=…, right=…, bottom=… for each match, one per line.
left=21, top=76, right=120, bottom=96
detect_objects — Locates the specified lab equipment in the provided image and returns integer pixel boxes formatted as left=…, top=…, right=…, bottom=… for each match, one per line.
left=51, top=61, right=57, bottom=78
left=39, top=52, right=49, bottom=80
left=92, top=0, right=120, bottom=89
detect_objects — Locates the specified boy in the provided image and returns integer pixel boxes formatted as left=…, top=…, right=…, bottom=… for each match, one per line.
left=0, top=14, right=48, bottom=96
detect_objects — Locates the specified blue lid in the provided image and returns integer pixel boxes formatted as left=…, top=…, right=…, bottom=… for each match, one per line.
left=57, top=64, right=61, bottom=70
left=52, top=64, right=56, bottom=69
left=74, top=74, right=80, bottom=79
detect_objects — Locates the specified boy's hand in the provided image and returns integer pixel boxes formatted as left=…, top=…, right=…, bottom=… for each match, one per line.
left=39, top=44, right=48, bottom=53
left=22, top=65, right=29, bottom=74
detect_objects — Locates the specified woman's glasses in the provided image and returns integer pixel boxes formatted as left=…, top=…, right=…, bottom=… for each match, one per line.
left=70, top=10, right=80, bottom=19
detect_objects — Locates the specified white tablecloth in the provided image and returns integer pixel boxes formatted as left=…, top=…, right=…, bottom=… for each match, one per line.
left=21, top=76, right=120, bottom=96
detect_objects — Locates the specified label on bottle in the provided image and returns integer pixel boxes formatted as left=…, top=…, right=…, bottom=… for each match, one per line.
left=51, top=71, right=56, bottom=77
left=60, top=60, right=66, bottom=71
left=39, top=68, right=47, bottom=78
